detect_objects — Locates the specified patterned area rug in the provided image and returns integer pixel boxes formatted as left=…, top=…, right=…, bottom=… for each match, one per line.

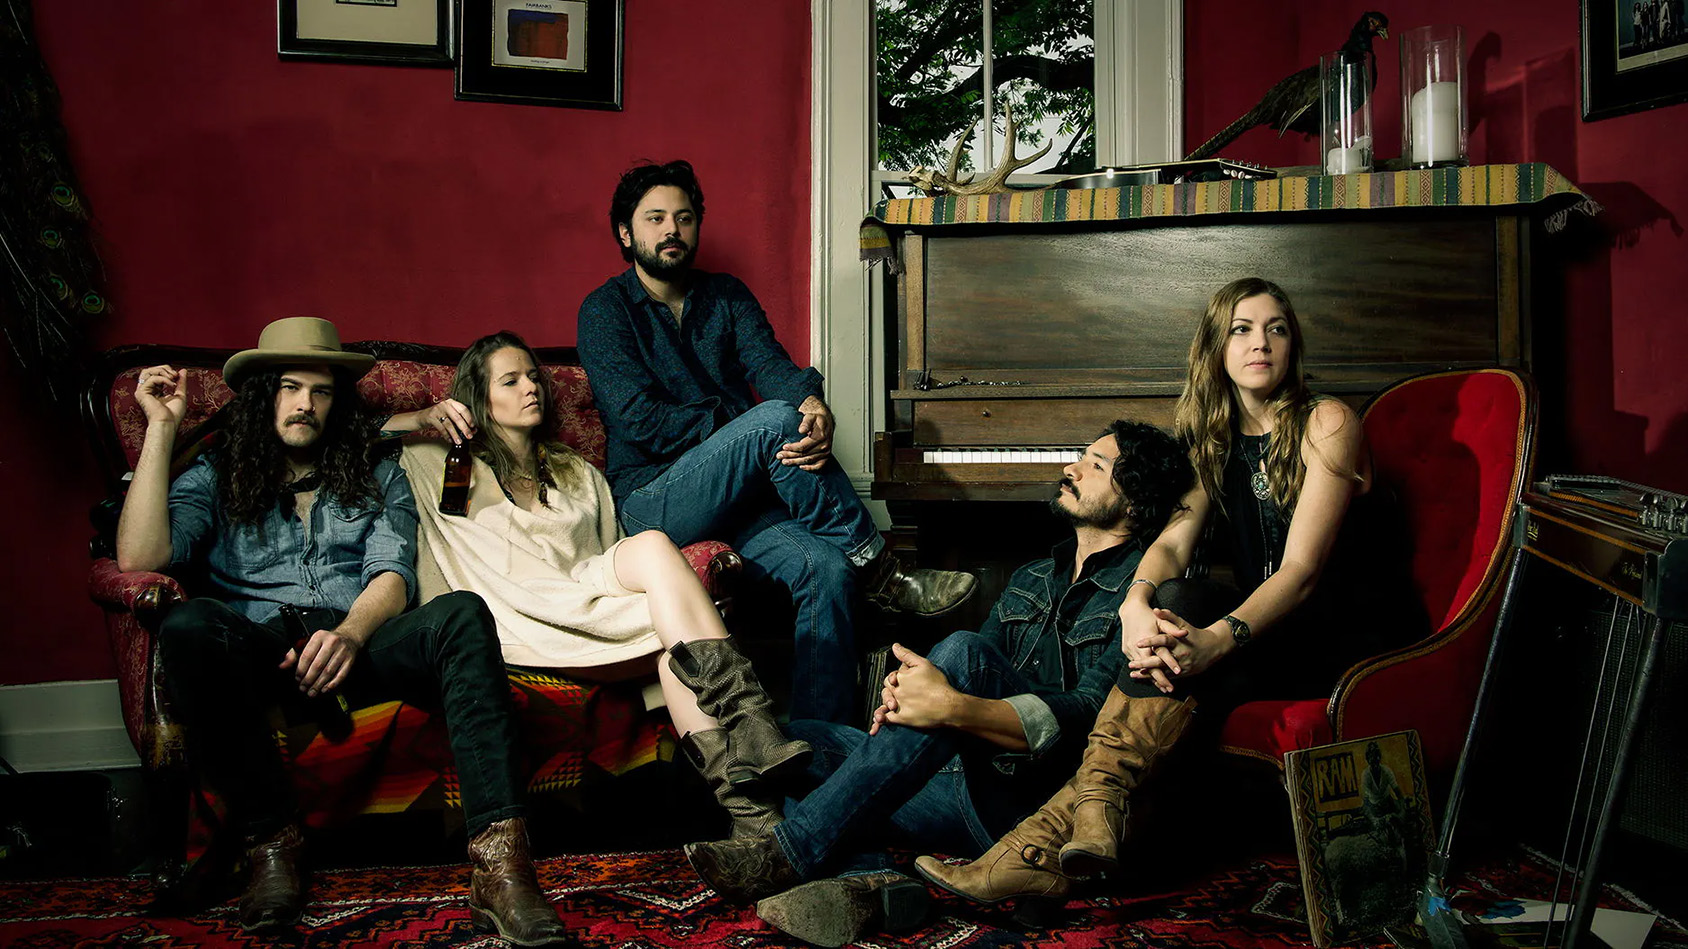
left=1, top=848, right=1681, bottom=948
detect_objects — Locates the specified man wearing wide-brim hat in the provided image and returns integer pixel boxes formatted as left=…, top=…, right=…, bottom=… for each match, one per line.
left=115, top=317, right=571, bottom=944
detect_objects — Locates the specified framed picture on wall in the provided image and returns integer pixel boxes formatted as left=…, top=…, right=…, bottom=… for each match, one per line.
left=455, top=0, right=623, bottom=109
left=278, top=0, right=453, bottom=67
left=1581, top=0, right=1688, bottom=120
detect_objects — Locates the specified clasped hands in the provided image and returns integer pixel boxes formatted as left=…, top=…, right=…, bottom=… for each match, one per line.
left=776, top=395, right=834, bottom=471
left=869, top=642, right=957, bottom=735
left=1121, top=600, right=1236, bottom=693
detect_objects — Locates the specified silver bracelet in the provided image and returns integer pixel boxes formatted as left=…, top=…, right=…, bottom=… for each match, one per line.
left=1129, top=578, right=1158, bottom=594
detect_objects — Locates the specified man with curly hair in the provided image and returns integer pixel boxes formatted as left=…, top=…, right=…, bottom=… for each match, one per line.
left=115, top=318, right=570, bottom=945
left=682, top=421, right=1195, bottom=947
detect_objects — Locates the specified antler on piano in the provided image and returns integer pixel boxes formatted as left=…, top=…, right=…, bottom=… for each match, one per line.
left=909, top=102, right=1053, bottom=197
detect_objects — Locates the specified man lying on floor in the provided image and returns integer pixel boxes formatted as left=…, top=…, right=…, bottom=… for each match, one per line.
left=681, top=420, right=1195, bottom=946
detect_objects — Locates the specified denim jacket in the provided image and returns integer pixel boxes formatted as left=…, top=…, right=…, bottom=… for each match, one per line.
left=975, top=535, right=1141, bottom=767
left=576, top=267, right=826, bottom=504
left=166, top=455, right=419, bottom=624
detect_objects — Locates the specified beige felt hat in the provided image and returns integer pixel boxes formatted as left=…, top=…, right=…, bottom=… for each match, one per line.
left=222, top=317, right=375, bottom=388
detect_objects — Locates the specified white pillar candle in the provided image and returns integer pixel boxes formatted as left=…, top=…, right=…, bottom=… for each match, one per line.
left=1409, top=81, right=1461, bottom=164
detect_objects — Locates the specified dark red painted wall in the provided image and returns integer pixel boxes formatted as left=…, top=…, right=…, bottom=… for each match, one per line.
left=3, top=1, right=811, bottom=684
left=1186, top=0, right=1688, bottom=491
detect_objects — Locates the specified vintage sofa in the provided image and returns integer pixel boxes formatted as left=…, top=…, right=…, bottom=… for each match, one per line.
left=83, top=340, right=741, bottom=880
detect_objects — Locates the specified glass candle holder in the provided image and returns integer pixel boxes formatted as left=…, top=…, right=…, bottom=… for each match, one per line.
left=1321, top=49, right=1373, bottom=175
left=1400, top=24, right=1467, bottom=168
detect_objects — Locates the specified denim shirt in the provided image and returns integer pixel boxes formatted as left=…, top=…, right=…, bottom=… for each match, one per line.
left=577, top=267, right=825, bottom=504
left=167, top=455, right=419, bottom=624
left=974, top=535, right=1141, bottom=765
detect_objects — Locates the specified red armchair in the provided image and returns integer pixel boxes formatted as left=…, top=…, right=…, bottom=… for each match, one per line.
left=83, top=342, right=741, bottom=858
left=1218, top=368, right=1537, bottom=778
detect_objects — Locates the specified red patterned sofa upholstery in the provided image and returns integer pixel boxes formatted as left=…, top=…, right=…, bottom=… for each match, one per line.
left=82, top=341, right=740, bottom=870
left=1218, top=368, right=1538, bottom=778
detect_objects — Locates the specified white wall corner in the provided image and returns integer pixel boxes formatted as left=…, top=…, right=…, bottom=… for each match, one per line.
left=0, top=679, right=140, bottom=772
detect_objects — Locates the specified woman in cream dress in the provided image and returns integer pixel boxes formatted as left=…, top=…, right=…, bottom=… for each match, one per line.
left=390, top=331, right=807, bottom=836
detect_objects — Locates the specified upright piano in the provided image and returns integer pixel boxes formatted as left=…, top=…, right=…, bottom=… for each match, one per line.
left=866, top=164, right=1588, bottom=509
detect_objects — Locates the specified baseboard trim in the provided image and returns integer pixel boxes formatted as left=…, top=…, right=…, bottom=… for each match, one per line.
left=0, top=680, right=140, bottom=772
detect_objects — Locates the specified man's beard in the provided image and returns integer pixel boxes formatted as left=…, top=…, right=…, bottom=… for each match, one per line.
left=1048, top=478, right=1130, bottom=529
left=633, top=236, right=696, bottom=277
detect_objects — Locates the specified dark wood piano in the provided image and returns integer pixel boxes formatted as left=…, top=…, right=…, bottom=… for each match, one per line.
left=868, top=165, right=1587, bottom=508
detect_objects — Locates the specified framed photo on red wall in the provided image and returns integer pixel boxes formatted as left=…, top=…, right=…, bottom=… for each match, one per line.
left=278, top=0, right=453, bottom=67
left=1582, top=0, right=1688, bottom=119
left=455, top=0, right=624, bottom=109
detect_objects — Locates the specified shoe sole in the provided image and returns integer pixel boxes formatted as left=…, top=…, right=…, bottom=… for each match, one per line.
left=913, top=859, right=1066, bottom=914
left=757, top=877, right=929, bottom=947
left=468, top=902, right=574, bottom=947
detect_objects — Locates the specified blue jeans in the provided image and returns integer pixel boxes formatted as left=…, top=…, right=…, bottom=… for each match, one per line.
left=772, top=633, right=1064, bottom=879
left=618, top=400, right=882, bottom=723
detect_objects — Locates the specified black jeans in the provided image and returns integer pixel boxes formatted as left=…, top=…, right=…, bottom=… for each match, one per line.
left=159, top=590, right=522, bottom=839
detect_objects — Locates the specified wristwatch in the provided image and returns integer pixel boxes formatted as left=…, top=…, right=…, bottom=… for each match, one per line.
left=1222, top=614, right=1252, bottom=647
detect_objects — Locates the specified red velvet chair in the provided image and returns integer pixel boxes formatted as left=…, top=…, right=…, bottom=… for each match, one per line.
left=83, top=342, right=742, bottom=888
left=1217, top=368, right=1537, bottom=778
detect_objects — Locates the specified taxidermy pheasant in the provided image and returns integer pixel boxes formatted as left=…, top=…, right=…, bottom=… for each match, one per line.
left=1185, top=11, right=1389, bottom=160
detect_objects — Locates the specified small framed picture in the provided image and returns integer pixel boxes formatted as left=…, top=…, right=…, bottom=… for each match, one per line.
left=278, top=0, right=452, bottom=67
left=1581, top=0, right=1688, bottom=120
left=456, top=0, right=624, bottom=109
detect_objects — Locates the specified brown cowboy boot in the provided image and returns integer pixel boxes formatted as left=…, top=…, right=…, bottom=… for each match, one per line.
left=685, top=832, right=802, bottom=904
left=862, top=548, right=978, bottom=617
left=682, top=728, right=784, bottom=838
left=238, top=822, right=306, bottom=931
left=667, top=640, right=811, bottom=784
left=1059, top=688, right=1197, bottom=877
left=467, top=817, right=571, bottom=947
left=913, top=778, right=1078, bottom=906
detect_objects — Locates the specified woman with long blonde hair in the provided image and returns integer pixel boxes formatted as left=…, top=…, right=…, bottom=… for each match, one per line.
left=918, top=277, right=1422, bottom=905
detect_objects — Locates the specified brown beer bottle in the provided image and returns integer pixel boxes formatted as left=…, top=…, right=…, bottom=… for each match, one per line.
left=439, top=441, right=472, bottom=516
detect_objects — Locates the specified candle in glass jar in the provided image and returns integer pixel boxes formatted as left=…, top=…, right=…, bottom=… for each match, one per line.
left=1409, top=81, right=1461, bottom=164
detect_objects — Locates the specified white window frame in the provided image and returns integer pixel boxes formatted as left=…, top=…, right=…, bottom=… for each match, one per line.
left=810, top=0, right=1182, bottom=499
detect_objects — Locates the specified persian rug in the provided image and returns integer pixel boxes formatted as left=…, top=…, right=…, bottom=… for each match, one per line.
left=0, top=847, right=1680, bottom=949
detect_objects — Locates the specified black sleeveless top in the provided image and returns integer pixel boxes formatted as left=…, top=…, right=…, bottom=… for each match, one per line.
left=1220, top=428, right=1424, bottom=680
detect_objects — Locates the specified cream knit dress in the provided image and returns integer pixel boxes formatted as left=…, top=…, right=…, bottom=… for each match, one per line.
left=399, top=441, right=661, bottom=668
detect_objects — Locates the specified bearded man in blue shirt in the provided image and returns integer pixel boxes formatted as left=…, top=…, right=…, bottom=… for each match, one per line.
left=116, top=318, right=570, bottom=945
left=577, top=160, right=976, bottom=725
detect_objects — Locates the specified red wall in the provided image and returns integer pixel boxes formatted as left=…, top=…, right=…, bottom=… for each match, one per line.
left=1186, top=0, right=1688, bottom=491
left=2, top=1, right=811, bottom=685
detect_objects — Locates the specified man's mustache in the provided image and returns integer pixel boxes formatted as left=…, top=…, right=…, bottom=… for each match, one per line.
left=1056, top=477, right=1078, bottom=499
left=286, top=414, right=319, bottom=428
left=659, top=238, right=689, bottom=253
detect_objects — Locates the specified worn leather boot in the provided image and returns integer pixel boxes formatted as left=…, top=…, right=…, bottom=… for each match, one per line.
left=913, top=779, right=1077, bottom=906
left=238, top=823, right=306, bottom=931
left=862, top=547, right=978, bottom=617
left=683, top=728, right=784, bottom=837
left=1059, top=689, right=1197, bottom=877
left=755, top=870, right=931, bottom=948
left=467, top=817, right=572, bottom=947
left=685, top=832, right=802, bottom=904
left=667, top=639, right=811, bottom=784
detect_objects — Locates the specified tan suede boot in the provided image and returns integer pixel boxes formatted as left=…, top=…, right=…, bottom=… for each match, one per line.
left=682, top=728, right=784, bottom=838
left=467, top=817, right=571, bottom=947
left=913, top=778, right=1078, bottom=906
left=1058, top=688, right=1197, bottom=876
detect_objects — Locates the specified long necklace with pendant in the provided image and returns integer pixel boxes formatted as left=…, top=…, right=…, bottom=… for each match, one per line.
left=1245, top=435, right=1271, bottom=500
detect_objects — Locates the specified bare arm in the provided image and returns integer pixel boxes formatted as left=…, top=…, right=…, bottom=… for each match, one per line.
left=1119, top=483, right=1210, bottom=691
left=381, top=397, right=475, bottom=444
left=115, top=365, right=188, bottom=572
